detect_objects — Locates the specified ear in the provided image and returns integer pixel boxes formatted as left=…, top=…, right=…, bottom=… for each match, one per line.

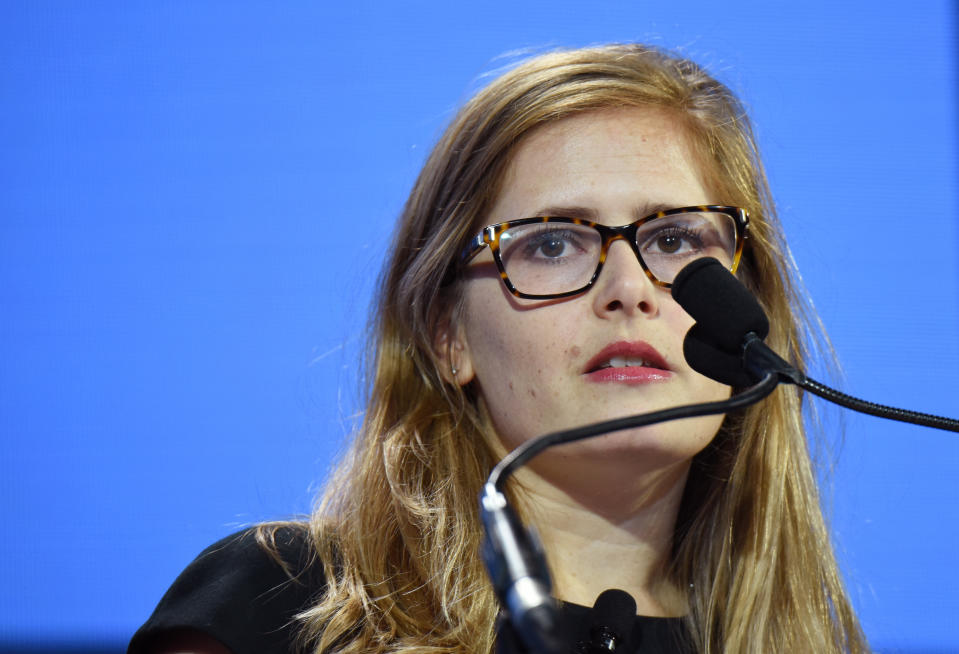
left=434, top=316, right=475, bottom=387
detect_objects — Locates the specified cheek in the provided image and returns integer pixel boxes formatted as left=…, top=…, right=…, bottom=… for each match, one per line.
left=659, top=302, right=695, bottom=360
left=699, top=376, right=732, bottom=404
left=466, top=313, right=555, bottom=397
left=463, top=295, right=582, bottom=423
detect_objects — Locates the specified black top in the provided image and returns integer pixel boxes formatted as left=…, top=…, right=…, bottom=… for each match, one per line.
left=129, top=527, right=689, bottom=654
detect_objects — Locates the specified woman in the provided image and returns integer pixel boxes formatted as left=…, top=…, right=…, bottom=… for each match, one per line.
left=130, top=44, right=869, bottom=653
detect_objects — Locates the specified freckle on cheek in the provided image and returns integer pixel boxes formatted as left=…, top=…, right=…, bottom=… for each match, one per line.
left=528, top=388, right=537, bottom=398
left=508, top=381, right=514, bottom=391
left=570, top=346, right=581, bottom=358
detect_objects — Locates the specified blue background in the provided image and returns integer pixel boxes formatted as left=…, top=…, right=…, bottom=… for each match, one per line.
left=1, top=2, right=957, bottom=652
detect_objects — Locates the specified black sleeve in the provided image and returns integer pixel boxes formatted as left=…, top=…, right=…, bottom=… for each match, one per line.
left=128, top=526, right=325, bottom=654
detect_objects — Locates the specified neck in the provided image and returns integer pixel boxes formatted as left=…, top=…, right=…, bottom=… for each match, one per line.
left=510, top=459, right=691, bottom=617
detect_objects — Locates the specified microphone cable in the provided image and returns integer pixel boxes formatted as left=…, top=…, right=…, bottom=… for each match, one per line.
left=484, top=370, right=778, bottom=492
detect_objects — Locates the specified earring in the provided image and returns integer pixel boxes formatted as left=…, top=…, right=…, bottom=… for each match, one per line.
left=451, top=365, right=459, bottom=377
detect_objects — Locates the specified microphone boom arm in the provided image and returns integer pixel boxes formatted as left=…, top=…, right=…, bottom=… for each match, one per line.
left=742, top=332, right=959, bottom=433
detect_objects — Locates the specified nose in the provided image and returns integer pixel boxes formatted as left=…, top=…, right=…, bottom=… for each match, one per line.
left=590, top=239, right=662, bottom=318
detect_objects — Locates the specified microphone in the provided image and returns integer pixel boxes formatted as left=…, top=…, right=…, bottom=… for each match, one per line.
left=671, top=257, right=769, bottom=351
left=576, top=589, right=636, bottom=654
left=670, top=257, right=798, bottom=387
left=482, top=485, right=564, bottom=654
left=671, top=257, right=959, bottom=432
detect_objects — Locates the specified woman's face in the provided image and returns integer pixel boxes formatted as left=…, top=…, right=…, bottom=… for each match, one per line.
left=454, top=108, right=730, bottom=483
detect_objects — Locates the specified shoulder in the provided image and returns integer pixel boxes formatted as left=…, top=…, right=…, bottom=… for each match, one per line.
left=129, top=524, right=325, bottom=654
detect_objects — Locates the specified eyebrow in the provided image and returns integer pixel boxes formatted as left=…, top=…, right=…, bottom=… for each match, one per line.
left=532, top=202, right=678, bottom=221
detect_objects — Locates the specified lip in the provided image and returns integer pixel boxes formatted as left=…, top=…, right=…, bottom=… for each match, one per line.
left=582, top=340, right=672, bottom=385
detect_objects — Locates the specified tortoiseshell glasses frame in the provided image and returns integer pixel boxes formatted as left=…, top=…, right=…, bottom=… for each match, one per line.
left=458, top=205, right=749, bottom=300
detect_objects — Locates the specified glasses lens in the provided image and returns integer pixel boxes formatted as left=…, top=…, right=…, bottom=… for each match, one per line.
left=498, top=222, right=602, bottom=296
left=636, top=211, right=739, bottom=284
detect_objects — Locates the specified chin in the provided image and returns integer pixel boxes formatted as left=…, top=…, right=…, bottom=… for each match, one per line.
left=552, top=424, right=717, bottom=469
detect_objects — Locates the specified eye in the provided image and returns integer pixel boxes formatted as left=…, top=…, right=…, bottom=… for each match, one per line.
left=500, top=224, right=596, bottom=264
left=530, top=232, right=575, bottom=258
left=652, top=232, right=688, bottom=254
left=641, top=226, right=705, bottom=256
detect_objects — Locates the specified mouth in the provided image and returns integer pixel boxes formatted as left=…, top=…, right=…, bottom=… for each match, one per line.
left=592, top=355, right=665, bottom=371
left=583, top=341, right=671, bottom=382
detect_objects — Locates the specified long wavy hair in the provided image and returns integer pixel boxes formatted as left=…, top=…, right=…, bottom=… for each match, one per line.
left=262, top=44, right=869, bottom=653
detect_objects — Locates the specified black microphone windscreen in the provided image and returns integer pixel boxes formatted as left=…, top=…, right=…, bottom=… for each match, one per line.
left=684, top=324, right=760, bottom=387
left=671, top=258, right=769, bottom=350
left=590, top=589, right=636, bottom=645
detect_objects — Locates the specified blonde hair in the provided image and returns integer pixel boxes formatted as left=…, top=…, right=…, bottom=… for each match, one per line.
left=263, top=44, right=869, bottom=653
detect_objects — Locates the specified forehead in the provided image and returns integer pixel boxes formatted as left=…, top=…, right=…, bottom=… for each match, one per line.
left=486, top=107, right=712, bottom=223
left=518, top=107, right=695, bottom=161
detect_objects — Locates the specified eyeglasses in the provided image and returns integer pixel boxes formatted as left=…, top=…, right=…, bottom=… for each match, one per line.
left=459, top=205, right=748, bottom=299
